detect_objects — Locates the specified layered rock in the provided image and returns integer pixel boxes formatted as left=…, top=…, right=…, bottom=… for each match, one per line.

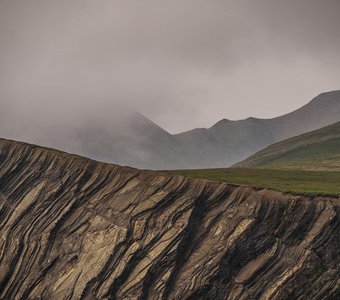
left=0, top=138, right=339, bottom=299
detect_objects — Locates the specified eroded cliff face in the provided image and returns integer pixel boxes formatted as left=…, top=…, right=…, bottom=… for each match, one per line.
left=0, top=138, right=339, bottom=300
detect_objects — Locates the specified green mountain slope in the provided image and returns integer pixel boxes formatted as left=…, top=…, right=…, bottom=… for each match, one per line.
left=234, top=121, right=340, bottom=170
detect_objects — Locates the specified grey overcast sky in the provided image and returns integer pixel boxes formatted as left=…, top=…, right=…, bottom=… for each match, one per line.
left=0, top=0, right=339, bottom=133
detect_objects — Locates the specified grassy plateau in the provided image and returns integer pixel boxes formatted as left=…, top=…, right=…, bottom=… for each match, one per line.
left=168, top=168, right=340, bottom=197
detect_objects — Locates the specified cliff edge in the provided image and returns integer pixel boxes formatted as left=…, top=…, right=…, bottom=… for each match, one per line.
left=0, top=139, right=339, bottom=299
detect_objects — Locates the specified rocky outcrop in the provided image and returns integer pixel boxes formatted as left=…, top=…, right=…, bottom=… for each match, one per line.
left=0, top=138, right=339, bottom=299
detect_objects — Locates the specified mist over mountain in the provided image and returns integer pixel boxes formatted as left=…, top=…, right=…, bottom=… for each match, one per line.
left=0, top=91, right=339, bottom=169
left=71, top=109, right=197, bottom=170
left=0, top=103, right=195, bottom=170
left=1, top=1, right=340, bottom=169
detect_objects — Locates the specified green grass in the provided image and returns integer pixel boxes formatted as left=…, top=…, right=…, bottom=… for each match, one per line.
left=168, top=168, right=340, bottom=197
left=250, top=139, right=340, bottom=170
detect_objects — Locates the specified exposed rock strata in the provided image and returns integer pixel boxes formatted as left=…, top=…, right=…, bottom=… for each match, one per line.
left=0, top=139, right=339, bottom=299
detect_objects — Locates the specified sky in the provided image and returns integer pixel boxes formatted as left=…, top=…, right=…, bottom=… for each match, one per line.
left=0, top=0, right=340, bottom=133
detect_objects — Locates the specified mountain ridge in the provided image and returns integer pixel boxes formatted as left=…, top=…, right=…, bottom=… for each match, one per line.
left=180, top=90, right=340, bottom=132
left=174, top=90, right=340, bottom=168
left=1, top=90, right=339, bottom=169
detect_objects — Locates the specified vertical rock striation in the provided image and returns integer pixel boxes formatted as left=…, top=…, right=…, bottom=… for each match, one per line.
left=0, top=138, right=339, bottom=299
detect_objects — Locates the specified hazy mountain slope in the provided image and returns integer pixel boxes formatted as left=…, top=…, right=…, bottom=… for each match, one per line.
left=265, top=90, right=340, bottom=140
left=71, top=109, right=197, bottom=170
left=175, top=90, right=340, bottom=168
left=234, top=121, right=340, bottom=170
left=175, top=117, right=274, bottom=168
left=0, top=107, right=197, bottom=170
left=0, top=138, right=339, bottom=299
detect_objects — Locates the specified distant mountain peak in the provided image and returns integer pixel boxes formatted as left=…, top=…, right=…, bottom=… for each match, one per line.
left=210, top=118, right=231, bottom=129
left=310, top=90, right=340, bottom=104
left=244, top=116, right=261, bottom=122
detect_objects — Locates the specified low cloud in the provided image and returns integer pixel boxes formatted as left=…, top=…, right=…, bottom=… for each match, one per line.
left=0, top=0, right=339, bottom=135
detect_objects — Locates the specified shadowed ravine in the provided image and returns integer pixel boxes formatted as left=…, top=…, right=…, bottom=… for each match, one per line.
left=0, top=138, right=339, bottom=299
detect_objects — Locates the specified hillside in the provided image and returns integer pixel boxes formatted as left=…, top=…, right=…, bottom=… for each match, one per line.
left=234, top=121, right=340, bottom=171
left=0, top=138, right=339, bottom=299
left=175, top=90, right=340, bottom=168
